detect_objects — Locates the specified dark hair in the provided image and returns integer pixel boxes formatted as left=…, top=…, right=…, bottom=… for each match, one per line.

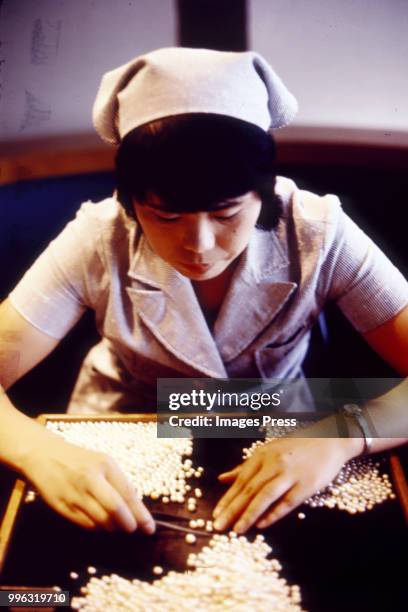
left=115, top=114, right=282, bottom=230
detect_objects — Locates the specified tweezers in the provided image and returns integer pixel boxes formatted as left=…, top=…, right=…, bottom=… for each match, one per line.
left=153, top=511, right=211, bottom=536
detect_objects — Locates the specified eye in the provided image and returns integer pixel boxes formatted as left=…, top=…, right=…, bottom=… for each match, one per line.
left=153, top=212, right=181, bottom=222
left=213, top=210, right=241, bottom=221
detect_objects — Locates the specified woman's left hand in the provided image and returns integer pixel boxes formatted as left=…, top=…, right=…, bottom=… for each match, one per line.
left=212, top=436, right=362, bottom=533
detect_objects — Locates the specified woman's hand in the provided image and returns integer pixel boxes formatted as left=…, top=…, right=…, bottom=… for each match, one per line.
left=21, top=430, right=155, bottom=534
left=213, top=436, right=362, bottom=533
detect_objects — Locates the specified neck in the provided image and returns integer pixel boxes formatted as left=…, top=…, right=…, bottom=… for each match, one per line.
left=192, top=260, right=239, bottom=328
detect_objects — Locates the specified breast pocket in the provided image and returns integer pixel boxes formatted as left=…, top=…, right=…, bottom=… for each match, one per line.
left=263, top=325, right=306, bottom=350
left=254, top=325, right=310, bottom=377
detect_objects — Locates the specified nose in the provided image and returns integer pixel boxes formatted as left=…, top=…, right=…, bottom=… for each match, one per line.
left=183, top=216, right=215, bottom=255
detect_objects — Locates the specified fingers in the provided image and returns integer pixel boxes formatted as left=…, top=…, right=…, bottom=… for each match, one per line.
left=103, top=458, right=155, bottom=534
left=256, top=484, right=302, bottom=528
left=217, top=466, right=241, bottom=482
left=213, top=455, right=263, bottom=523
left=233, top=477, right=292, bottom=533
left=54, top=483, right=125, bottom=532
left=214, top=472, right=290, bottom=533
left=33, top=441, right=156, bottom=534
left=56, top=501, right=98, bottom=530
left=85, top=476, right=135, bottom=532
left=73, top=511, right=98, bottom=530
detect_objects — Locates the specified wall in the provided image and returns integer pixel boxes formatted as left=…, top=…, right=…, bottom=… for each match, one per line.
left=0, top=0, right=407, bottom=145
left=0, top=0, right=176, bottom=142
left=249, top=0, right=408, bottom=132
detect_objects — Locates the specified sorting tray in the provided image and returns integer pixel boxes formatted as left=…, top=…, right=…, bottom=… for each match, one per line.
left=0, top=414, right=407, bottom=612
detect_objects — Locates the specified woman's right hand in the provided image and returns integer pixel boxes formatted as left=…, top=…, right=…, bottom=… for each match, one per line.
left=20, top=430, right=155, bottom=534
left=0, top=300, right=154, bottom=533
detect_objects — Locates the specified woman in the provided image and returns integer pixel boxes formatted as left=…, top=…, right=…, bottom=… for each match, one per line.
left=0, top=47, right=407, bottom=535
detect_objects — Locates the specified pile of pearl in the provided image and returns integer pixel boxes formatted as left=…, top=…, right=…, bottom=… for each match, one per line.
left=46, top=421, right=195, bottom=502
left=305, top=456, right=395, bottom=514
left=243, top=440, right=395, bottom=514
left=71, top=533, right=304, bottom=611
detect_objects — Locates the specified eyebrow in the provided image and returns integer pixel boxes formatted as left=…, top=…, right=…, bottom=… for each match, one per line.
left=216, top=199, right=244, bottom=210
left=144, top=199, right=243, bottom=212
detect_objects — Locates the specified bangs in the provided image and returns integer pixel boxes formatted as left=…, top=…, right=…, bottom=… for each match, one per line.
left=116, top=114, right=276, bottom=213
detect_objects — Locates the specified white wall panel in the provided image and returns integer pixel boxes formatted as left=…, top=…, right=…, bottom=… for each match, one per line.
left=249, top=0, right=408, bottom=132
left=0, top=0, right=176, bottom=141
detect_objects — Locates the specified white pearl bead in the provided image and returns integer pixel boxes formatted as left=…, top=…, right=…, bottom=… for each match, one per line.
left=45, top=421, right=196, bottom=506
left=243, top=440, right=396, bottom=515
left=71, top=531, right=304, bottom=610
left=185, top=533, right=196, bottom=544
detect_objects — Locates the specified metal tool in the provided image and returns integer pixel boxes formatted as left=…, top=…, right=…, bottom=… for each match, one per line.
left=153, top=512, right=211, bottom=537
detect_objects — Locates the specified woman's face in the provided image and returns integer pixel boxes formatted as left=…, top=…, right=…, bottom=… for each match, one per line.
left=133, top=191, right=262, bottom=280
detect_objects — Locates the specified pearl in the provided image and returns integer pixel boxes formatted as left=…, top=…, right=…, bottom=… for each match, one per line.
left=185, top=533, right=196, bottom=544
left=152, top=566, right=164, bottom=576
left=243, top=441, right=396, bottom=515
left=71, top=532, right=304, bottom=610
left=24, top=490, right=36, bottom=504
left=70, top=572, right=79, bottom=580
left=45, top=421, right=195, bottom=505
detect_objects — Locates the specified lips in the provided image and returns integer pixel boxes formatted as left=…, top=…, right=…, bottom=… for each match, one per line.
left=178, top=261, right=213, bottom=271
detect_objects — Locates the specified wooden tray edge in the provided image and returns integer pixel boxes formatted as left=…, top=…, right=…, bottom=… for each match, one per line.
left=37, top=413, right=157, bottom=423
left=0, top=479, right=27, bottom=576
left=390, top=452, right=408, bottom=526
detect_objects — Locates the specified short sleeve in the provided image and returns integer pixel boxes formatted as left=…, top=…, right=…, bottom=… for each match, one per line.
left=9, top=201, right=105, bottom=339
left=320, top=207, right=408, bottom=333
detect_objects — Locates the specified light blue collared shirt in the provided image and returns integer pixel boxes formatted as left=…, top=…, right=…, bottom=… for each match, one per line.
left=9, top=177, right=408, bottom=413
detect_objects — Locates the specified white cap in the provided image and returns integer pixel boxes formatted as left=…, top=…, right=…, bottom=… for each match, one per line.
left=93, top=47, right=298, bottom=145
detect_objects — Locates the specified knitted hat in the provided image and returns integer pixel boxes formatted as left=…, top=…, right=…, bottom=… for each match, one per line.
left=93, top=47, right=298, bottom=145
